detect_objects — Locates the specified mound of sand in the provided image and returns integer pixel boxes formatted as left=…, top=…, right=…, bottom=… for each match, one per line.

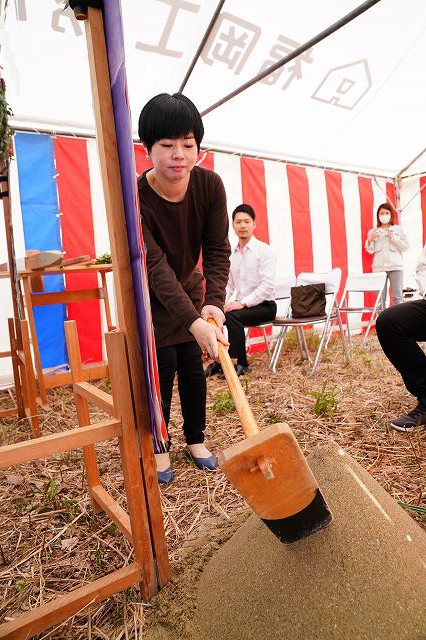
left=195, top=443, right=426, bottom=640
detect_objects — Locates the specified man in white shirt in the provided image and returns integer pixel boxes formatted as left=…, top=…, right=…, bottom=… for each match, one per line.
left=205, top=204, right=277, bottom=377
left=376, top=243, right=426, bottom=431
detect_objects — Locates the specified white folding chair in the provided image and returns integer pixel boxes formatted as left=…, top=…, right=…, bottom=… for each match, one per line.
left=269, top=268, right=350, bottom=376
left=247, top=276, right=296, bottom=358
left=337, top=272, right=387, bottom=349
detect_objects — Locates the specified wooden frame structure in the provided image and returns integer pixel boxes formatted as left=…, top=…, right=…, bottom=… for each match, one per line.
left=0, top=263, right=114, bottom=406
left=0, top=2, right=170, bottom=635
left=0, top=320, right=23, bottom=422
left=25, top=264, right=113, bottom=398
left=0, top=321, right=161, bottom=639
left=8, top=318, right=41, bottom=437
left=83, top=1, right=169, bottom=590
left=0, top=150, right=25, bottom=423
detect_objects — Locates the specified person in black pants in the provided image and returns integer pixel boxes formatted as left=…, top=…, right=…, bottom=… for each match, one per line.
left=138, top=93, right=230, bottom=483
left=205, top=204, right=277, bottom=377
left=376, top=245, right=426, bottom=431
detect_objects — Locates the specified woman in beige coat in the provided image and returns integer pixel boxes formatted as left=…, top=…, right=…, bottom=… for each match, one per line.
left=365, top=203, right=409, bottom=306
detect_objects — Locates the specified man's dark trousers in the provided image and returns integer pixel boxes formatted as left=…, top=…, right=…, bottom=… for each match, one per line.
left=376, top=299, right=426, bottom=402
left=225, top=300, right=277, bottom=367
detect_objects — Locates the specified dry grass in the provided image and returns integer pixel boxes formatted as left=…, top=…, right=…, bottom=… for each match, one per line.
left=0, top=333, right=425, bottom=639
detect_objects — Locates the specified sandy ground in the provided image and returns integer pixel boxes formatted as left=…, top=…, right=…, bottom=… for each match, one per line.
left=195, top=444, right=426, bottom=640
left=0, top=334, right=425, bottom=638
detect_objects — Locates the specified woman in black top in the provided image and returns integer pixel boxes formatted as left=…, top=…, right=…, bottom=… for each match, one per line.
left=138, top=93, right=230, bottom=484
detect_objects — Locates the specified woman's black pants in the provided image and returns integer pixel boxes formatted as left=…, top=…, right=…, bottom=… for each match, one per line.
left=156, top=340, right=206, bottom=449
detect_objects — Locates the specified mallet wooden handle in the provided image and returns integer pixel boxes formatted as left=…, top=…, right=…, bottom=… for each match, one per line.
left=208, top=318, right=260, bottom=439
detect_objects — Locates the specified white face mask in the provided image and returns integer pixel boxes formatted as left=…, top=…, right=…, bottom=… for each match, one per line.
left=379, top=213, right=391, bottom=224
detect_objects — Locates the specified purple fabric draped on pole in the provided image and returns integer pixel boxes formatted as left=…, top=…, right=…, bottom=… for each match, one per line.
left=102, top=0, right=167, bottom=452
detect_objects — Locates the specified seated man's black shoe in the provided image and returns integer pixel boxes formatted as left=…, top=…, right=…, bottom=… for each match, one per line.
left=390, top=402, right=426, bottom=432
left=204, top=361, right=223, bottom=377
left=235, top=364, right=252, bottom=377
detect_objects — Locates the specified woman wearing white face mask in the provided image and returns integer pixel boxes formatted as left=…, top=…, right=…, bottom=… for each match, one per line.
left=365, top=203, right=409, bottom=307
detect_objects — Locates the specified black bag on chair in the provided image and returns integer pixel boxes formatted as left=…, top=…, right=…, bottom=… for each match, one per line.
left=290, top=283, right=326, bottom=318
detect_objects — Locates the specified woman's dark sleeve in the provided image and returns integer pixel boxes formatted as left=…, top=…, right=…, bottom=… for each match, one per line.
left=201, top=173, right=231, bottom=309
left=141, top=215, right=201, bottom=330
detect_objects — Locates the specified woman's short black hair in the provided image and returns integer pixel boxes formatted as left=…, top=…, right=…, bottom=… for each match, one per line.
left=232, top=203, right=256, bottom=221
left=138, top=93, right=204, bottom=153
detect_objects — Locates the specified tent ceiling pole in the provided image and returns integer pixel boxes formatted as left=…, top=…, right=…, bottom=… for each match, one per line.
left=395, top=176, right=402, bottom=217
left=397, top=180, right=426, bottom=215
left=397, top=146, right=426, bottom=178
left=372, top=175, right=393, bottom=207
left=398, top=170, right=426, bottom=181
left=200, top=0, right=382, bottom=117
left=178, top=0, right=225, bottom=93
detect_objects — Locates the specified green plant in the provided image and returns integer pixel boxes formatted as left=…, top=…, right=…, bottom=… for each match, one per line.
left=16, top=581, right=26, bottom=593
left=0, top=79, right=14, bottom=172
left=304, top=330, right=320, bottom=350
left=62, top=498, right=79, bottom=519
left=361, top=353, right=371, bottom=366
left=277, top=329, right=320, bottom=353
left=106, top=522, right=118, bottom=536
left=322, top=350, right=331, bottom=363
left=265, top=411, right=283, bottom=425
left=212, top=391, right=235, bottom=416
left=352, top=346, right=371, bottom=367
left=95, top=252, right=112, bottom=264
left=398, top=502, right=426, bottom=515
left=279, top=329, right=298, bottom=350
left=12, top=496, right=38, bottom=515
left=310, top=382, right=338, bottom=416
left=44, top=479, right=57, bottom=502
left=94, top=547, right=105, bottom=572
left=240, top=377, right=250, bottom=393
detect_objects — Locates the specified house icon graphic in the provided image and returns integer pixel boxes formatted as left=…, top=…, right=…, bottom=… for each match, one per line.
left=312, top=59, right=372, bottom=110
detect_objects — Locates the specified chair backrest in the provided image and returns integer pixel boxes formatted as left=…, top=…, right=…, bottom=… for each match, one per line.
left=274, top=275, right=296, bottom=300
left=343, top=271, right=387, bottom=293
left=296, top=268, right=342, bottom=294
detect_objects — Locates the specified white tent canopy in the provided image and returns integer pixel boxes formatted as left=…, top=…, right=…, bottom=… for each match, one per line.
left=2, top=0, right=426, bottom=177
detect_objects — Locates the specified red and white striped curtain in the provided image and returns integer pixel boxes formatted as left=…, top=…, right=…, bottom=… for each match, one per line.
left=2, top=134, right=426, bottom=380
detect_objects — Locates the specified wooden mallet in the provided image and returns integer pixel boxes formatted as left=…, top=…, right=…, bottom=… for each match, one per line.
left=209, top=319, right=332, bottom=543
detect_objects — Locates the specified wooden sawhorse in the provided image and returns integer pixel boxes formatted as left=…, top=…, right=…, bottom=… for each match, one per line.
left=0, top=320, right=170, bottom=639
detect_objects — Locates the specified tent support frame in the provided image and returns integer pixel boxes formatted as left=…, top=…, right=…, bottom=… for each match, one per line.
left=178, top=0, right=225, bottom=93
left=200, top=0, right=382, bottom=117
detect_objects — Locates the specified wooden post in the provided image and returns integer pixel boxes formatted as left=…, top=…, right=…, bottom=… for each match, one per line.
left=14, top=323, right=30, bottom=422
left=66, top=321, right=159, bottom=596
left=1, top=166, right=22, bottom=330
left=1, top=161, right=25, bottom=417
left=19, top=320, right=41, bottom=438
left=84, top=6, right=170, bottom=586
left=22, top=277, right=48, bottom=405
left=106, top=330, right=159, bottom=597
left=100, top=270, right=114, bottom=330
left=7, top=318, right=24, bottom=418
left=64, top=320, right=102, bottom=513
